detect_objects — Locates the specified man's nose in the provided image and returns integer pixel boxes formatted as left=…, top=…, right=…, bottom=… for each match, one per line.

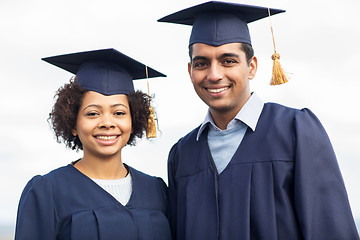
left=207, top=63, right=223, bottom=82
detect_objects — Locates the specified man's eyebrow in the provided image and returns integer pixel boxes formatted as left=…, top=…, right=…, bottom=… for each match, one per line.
left=191, top=56, right=208, bottom=63
left=192, top=53, right=240, bottom=62
left=218, top=53, right=240, bottom=59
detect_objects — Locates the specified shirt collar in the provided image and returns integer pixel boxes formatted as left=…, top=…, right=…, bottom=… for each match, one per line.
left=196, top=92, right=264, bottom=141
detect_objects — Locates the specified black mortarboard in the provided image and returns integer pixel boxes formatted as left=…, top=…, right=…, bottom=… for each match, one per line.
left=42, top=48, right=166, bottom=95
left=158, top=1, right=285, bottom=46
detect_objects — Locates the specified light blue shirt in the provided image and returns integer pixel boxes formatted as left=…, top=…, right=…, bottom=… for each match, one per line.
left=196, top=93, right=264, bottom=174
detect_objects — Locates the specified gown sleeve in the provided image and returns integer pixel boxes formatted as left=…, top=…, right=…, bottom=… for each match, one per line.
left=167, top=142, right=180, bottom=240
left=293, top=108, right=359, bottom=239
left=15, top=175, right=59, bottom=240
left=155, top=176, right=170, bottom=216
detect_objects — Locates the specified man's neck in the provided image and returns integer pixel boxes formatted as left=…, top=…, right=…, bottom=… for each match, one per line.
left=209, top=95, right=251, bottom=130
left=209, top=108, right=240, bottom=130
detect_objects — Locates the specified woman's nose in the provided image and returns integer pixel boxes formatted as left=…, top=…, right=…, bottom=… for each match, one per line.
left=98, top=115, right=115, bottom=129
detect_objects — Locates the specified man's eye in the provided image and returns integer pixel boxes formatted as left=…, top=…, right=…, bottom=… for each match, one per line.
left=194, top=62, right=207, bottom=68
left=223, top=59, right=237, bottom=65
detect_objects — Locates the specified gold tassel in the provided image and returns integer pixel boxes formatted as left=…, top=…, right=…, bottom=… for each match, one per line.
left=145, top=65, right=157, bottom=138
left=270, top=52, right=288, bottom=85
left=146, top=105, right=157, bottom=138
left=268, top=8, right=289, bottom=85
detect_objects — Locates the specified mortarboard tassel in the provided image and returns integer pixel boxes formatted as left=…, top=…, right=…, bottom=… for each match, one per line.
left=145, top=66, right=157, bottom=138
left=147, top=105, right=157, bottom=138
left=268, top=8, right=288, bottom=85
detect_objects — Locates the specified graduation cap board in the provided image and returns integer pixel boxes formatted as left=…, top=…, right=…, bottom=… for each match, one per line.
left=158, top=1, right=288, bottom=85
left=158, top=1, right=285, bottom=47
left=42, top=48, right=166, bottom=95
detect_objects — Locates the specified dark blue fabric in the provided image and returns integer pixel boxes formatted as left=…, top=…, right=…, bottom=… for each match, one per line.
left=42, top=48, right=166, bottom=95
left=77, top=60, right=135, bottom=95
left=168, top=103, right=359, bottom=239
left=15, top=164, right=172, bottom=240
left=190, top=12, right=251, bottom=46
left=157, top=1, right=285, bottom=46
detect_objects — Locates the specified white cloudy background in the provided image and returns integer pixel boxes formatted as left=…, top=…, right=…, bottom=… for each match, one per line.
left=1, top=0, right=359, bottom=237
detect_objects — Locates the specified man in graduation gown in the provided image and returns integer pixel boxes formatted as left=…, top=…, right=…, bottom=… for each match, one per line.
left=158, top=1, right=359, bottom=239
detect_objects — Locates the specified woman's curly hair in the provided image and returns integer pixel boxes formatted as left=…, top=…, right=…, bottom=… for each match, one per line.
left=48, top=78, right=151, bottom=151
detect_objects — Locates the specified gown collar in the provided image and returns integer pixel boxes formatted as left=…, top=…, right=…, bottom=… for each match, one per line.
left=196, top=92, right=264, bottom=140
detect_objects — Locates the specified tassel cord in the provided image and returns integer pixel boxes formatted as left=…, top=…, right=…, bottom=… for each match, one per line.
left=268, top=8, right=288, bottom=85
left=145, top=66, right=157, bottom=138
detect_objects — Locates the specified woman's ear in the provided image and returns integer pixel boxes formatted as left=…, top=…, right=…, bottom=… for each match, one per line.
left=72, top=129, right=78, bottom=136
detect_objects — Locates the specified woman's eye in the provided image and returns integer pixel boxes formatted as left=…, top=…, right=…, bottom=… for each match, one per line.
left=115, top=111, right=125, bottom=116
left=86, top=112, right=98, bottom=116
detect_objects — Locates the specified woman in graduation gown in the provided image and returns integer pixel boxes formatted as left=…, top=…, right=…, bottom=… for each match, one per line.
left=15, top=48, right=172, bottom=240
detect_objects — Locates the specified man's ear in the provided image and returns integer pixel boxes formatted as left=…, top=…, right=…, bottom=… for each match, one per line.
left=188, top=62, right=192, bottom=78
left=248, top=56, right=258, bottom=80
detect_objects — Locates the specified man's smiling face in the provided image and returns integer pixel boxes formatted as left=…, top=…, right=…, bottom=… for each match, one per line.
left=188, top=42, right=257, bottom=119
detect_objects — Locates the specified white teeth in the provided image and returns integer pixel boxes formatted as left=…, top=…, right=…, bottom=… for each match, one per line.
left=207, top=87, right=229, bottom=93
left=96, top=136, right=117, bottom=141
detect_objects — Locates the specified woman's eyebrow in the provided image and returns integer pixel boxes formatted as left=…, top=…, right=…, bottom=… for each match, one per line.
left=84, top=104, right=102, bottom=110
left=83, top=103, right=128, bottom=110
left=111, top=103, right=128, bottom=109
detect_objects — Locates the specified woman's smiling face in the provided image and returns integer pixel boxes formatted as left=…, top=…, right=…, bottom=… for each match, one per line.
left=72, top=91, right=132, bottom=160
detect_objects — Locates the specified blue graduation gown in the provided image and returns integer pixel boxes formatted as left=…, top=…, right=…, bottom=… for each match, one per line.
left=168, top=103, right=359, bottom=240
left=15, top=164, right=172, bottom=240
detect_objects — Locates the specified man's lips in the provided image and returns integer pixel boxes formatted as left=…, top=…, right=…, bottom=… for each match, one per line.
left=205, top=86, right=230, bottom=93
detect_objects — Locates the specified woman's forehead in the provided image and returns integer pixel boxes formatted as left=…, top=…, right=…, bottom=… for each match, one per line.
left=81, top=91, right=129, bottom=107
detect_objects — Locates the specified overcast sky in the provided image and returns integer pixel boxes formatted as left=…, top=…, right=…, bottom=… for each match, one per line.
left=1, top=0, right=359, bottom=233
